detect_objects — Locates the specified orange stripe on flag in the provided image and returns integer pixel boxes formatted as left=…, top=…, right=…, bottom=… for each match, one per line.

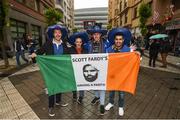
left=106, top=52, right=140, bottom=95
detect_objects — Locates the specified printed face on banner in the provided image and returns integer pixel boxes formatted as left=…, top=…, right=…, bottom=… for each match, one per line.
left=83, top=64, right=99, bottom=82
left=71, top=54, right=108, bottom=91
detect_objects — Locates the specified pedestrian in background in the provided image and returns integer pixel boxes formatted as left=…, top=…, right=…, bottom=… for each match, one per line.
left=160, top=39, right=171, bottom=68
left=149, top=39, right=160, bottom=67
left=14, top=37, right=28, bottom=67
left=30, top=25, right=69, bottom=117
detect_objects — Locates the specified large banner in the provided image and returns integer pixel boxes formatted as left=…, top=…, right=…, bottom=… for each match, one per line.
left=37, top=52, right=140, bottom=96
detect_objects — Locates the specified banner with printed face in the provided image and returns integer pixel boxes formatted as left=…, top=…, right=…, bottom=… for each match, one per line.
left=37, top=52, right=140, bottom=96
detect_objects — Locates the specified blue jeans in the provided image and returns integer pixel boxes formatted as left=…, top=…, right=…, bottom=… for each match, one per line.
left=73, top=91, right=84, bottom=98
left=94, top=90, right=105, bottom=105
left=109, top=91, right=124, bottom=107
left=16, top=51, right=28, bottom=66
left=79, top=91, right=84, bottom=98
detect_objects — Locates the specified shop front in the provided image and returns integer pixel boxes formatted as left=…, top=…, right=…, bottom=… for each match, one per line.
left=166, top=18, right=180, bottom=56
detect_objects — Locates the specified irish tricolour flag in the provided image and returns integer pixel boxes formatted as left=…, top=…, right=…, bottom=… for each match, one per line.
left=37, top=52, right=140, bottom=96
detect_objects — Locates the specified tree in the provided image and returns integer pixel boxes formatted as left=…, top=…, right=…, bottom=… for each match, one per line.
left=72, top=28, right=78, bottom=33
left=139, top=2, right=152, bottom=36
left=44, top=8, right=63, bottom=26
left=107, top=24, right=112, bottom=30
left=0, top=0, right=9, bottom=67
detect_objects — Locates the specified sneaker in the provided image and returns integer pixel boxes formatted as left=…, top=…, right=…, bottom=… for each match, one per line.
left=119, top=107, right=124, bottom=116
left=100, top=105, right=105, bottom=115
left=91, top=97, right=100, bottom=105
left=77, top=97, right=83, bottom=104
left=55, top=102, right=68, bottom=107
left=55, top=102, right=60, bottom=106
left=105, top=103, right=114, bottom=111
left=61, top=102, right=68, bottom=107
left=48, top=108, right=55, bottom=117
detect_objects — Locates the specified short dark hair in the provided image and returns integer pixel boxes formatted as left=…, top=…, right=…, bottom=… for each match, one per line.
left=114, top=33, right=124, bottom=39
left=83, top=64, right=98, bottom=71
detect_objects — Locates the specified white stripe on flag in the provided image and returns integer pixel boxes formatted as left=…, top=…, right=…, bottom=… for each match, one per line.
left=71, top=54, right=108, bottom=91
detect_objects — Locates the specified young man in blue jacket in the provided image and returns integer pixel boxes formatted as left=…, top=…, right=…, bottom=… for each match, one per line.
left=105, top=28, right=140, bottom=116
left=86, top=25, right=110, bottom=115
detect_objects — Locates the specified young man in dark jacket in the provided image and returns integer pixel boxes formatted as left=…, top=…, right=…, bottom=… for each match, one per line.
left=31, top=25, right=69, bottom=117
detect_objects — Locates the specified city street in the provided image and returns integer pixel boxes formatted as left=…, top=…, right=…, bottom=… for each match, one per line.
left=0, top=53, right=179, bottom=119
left=7, top=65, right=180, bottom=119
left=0, top=53, right=180, bottom=119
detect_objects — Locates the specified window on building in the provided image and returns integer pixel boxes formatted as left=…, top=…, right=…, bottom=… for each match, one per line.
left=34, top=0, right=40, bottom=11
left=133, top=7, right=138, bottom=19
left=120, top=19, right=122, bottom=26
left=26, top=0, right=35, bottom=9
left=125, top=12, right=128, bottom=23
left=31, top=25, right=41, bottom=47
left=83, top=21, right=95, bottom=30
left=42, top=5, right=48, bottom=14
left=120, top=1, right=122, bottom=12
left=16, top=0, right=24, bottom=3
left=115, top=19, right=117, bottom=27
left=115, top=9, right=118, bottom=15
left=10, top=19, right=26, bottom=40
left=124, top=0, right=127, bottom=9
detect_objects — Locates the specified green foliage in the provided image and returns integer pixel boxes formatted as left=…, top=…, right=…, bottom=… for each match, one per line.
left=107, top=24, right=112, bottom=30
left=139, top=3, right=152, bottom=36
left=72, top=28, right=78, bottom=33
left=44, top=8, right=63, bottom=26
left=139, top=3, right=152, bottom=18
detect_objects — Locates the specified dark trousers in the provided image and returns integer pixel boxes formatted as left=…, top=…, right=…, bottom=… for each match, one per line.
left=149, top=53, right=158, bottom=67
left=48, top=93, right=61, bottom=108
left=72, top=91, right=84, bottom=99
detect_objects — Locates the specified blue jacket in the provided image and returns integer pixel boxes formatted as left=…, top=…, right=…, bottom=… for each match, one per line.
left=106, top=45, right=130, bottom=53
left=85, top=39, right=110, bottom=53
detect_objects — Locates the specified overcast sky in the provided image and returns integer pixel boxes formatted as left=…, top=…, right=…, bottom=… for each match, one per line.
left=74, top=0, right=108, bottom=9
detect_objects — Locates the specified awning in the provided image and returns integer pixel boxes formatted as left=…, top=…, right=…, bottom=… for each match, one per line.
left=166, top=18, right=180, bottom=30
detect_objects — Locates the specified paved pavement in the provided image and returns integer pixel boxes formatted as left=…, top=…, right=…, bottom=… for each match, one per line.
left=0, top=52, right=180, bottom=119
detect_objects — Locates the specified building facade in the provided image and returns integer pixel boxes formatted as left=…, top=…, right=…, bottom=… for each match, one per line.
left=108, top=0, right=180, bottom=52
left=55, top=0, right=74, bottom=31
left=4, top=0, right=54, bottom=51
left=74, top=7, right=108, bottom=30
left=108, top=0, right=151, bottom=36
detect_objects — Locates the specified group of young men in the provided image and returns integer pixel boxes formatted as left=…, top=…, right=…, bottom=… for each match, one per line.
left=30, top=24, right=140, bottom=117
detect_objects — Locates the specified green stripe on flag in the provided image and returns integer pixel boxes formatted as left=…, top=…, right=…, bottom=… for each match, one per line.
left=37, top=55, right=77, bottom=96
